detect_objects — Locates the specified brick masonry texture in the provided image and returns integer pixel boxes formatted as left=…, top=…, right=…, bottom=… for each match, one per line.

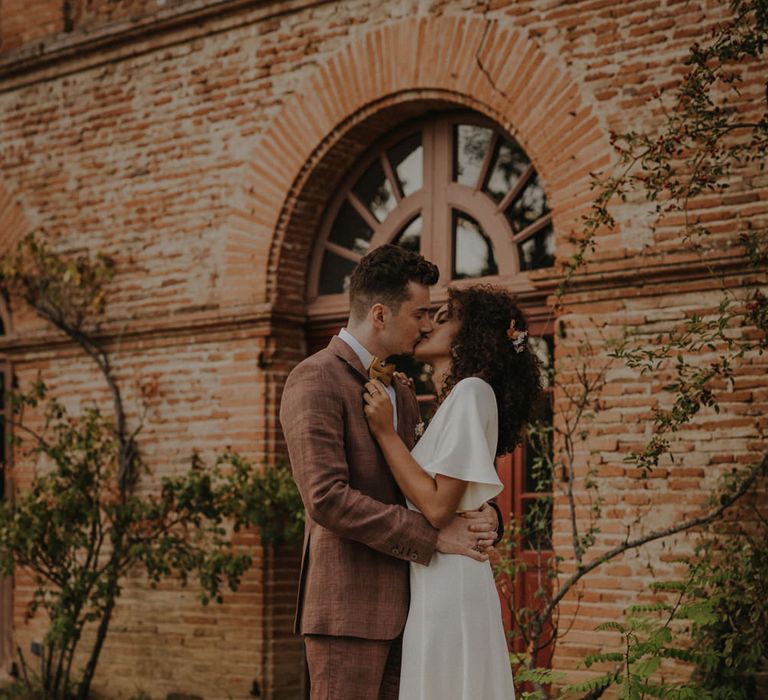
left=0, top=0, right=766, bottom=697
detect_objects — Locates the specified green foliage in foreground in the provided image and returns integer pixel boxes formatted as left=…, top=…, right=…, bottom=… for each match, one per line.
left=0, top=382, right=303, bottom=699
left=690, top=522, right=768, bottom=698
left=557, top=518, right=768, bottom=700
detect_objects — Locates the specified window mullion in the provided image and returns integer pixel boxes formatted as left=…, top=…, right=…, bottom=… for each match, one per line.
left=324, top=241, right=363, bottom=263
left=476, top=133, right=499, bottom=192
left=381, top=154, right=403, bottom=203
left=429, top=119, right=453, bottom=284
left=497, top=163, right=535, bottom=214
left=419, top=124, right=434, bottom=266
left=346, top=192, right=381, bottom=233
left=512, top=213, right=553, bottom=245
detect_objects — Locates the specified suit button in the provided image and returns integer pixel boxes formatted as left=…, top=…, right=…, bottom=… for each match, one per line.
left=410, top=553, right=418, bottom=560
left=392, top=547, right=401, bottom=555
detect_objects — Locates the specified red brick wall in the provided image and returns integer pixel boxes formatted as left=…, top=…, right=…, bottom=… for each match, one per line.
left=0, top=0, right=765, bottom=696
left=0, top=0, right=63, bottom=52
left=552, top=275, right=767, bottom=687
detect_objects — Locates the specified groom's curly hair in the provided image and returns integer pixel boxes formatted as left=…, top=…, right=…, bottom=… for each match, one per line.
left=441, top=285, right=545, bottom=456
left=349, top=244, right=439, bottom=320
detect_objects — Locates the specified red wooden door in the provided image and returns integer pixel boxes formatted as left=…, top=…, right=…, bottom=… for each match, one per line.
left=494, top=322, right=555, bottom=682
left=495, top=449, right=555, bottom=669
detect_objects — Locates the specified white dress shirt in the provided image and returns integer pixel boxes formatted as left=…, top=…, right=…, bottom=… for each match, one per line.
left=338, top=327, right=398, bottom=429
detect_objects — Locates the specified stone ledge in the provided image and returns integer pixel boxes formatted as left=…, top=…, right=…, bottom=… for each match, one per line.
left=0, top=303, right=305, bottom=358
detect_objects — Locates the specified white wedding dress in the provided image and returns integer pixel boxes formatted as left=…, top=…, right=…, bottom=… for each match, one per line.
left=400, top=377, right=516, bottom=699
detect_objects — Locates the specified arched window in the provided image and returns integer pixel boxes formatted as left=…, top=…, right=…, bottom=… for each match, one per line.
left=305, top=111, right=556, bottom=666
left=307, top=112, right=554, bottom=319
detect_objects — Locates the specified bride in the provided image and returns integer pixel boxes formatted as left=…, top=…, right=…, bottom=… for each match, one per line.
left=363, top=284, right=544, bottom=700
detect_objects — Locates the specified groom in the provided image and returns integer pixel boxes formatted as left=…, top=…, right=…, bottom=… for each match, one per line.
left=280, top=245, right=501, bottom=699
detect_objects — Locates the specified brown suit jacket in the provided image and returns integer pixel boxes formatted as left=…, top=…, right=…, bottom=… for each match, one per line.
left=279, top=335, right=438, bottom=640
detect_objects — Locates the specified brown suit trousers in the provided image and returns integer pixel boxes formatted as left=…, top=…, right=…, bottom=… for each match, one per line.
left=304, top=633, right=402, bottom=700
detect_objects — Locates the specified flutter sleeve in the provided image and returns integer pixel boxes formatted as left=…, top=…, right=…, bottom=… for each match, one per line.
left=419, top=377, right=503, bottom=511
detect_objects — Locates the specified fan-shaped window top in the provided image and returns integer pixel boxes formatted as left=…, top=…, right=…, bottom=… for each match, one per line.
left=308, top=114, right=554, bottom=308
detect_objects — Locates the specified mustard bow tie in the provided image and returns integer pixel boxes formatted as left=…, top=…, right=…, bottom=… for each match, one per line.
left=367, top=356, right=396, bottom=386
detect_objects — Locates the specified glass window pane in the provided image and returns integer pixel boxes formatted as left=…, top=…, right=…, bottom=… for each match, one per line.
left=388, top=133, right=423, bottom=197
left=0, top=317, right=5, bottom=335
left=352, top=159, right=397, bottom=223
left=528, top=335, right=554, bottom=389
left=523, top=497, right=553, bottom=551
left=453, top=212, right=498, bottom=279
left=506, top=175, right=550, bottom=234
left=525, top=399, right=554, bottom=493
left=390, top=355, right=436, bottom=423
left=484, top=138, right=530, bottom=203
left=318, top=251, right=357, bottom=295
left=519, top=222, right=555, bottom=271
left=393, top=216, right=421, bottom=253
left=328, top=201, right=375, bottom=255
left=454, top=124, right=493, bottom=187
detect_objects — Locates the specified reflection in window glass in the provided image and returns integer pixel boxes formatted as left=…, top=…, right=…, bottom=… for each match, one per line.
left=484, top=139, right=529, bottom=203
left=329, top=201, right=374, bottom=255
left=352, top=159, right=397, bottom=223
left=317, top=116, right=557, bottom=302
left=528, top=335, right=554, bottom=389
left=506, top=175, right=550, bottom=234
left=318, top=251, right=357, bottom=295
left=523, top=497, right=553, bottom=550
left=393, top=216, right=422, bottom=252
left=388, top=133, right=423, bottom=197
left=520, top=223, right=555, bottom=271
left=453, top=212, right=498, bottom=279
left=391, top=355, right=436, bottom=423
left=454, top=125, right=493, bottom=187
left=524, top=400, right=553, bottom=493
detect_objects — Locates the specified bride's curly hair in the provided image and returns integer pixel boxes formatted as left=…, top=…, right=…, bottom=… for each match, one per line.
left=440, top=285, right=545, bottom=456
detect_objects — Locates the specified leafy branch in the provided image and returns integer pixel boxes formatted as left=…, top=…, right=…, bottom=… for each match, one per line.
left=0, top=234, right=304, bottom=699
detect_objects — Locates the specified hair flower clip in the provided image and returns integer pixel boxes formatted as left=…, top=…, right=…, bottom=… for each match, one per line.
left=507, top=319, right=528, bottom=354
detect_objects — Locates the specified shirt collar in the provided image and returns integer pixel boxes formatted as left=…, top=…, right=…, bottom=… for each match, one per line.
left=338, top=327, right=374, bottom=372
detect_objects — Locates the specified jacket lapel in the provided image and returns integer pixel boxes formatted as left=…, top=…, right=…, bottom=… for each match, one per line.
left=394, top=379, right=417, bottom=447
left=328, top=335, right=368, bottom=383
left=329, top=335, right=415, bottom=443
left=394, top=381, right=405, bottom=439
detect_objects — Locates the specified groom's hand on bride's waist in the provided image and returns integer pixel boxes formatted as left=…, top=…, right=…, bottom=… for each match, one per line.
left=435, top=509, right=497, bottom=562
left=461, top=506, right=499, bottom=550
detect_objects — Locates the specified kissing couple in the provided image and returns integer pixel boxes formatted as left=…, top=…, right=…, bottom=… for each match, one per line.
left=280, top=244, right=543, bottom=699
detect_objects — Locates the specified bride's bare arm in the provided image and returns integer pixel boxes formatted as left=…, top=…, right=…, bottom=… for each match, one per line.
left=363, top=380, right=467, bottom=529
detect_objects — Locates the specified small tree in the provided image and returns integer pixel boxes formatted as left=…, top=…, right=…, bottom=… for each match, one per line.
left=489, top=0, right=768, bottom=696
left=0, top=235, right=303, bottom=699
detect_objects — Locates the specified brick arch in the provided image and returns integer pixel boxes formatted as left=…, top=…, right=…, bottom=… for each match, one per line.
left=224, top=15, right=612, bottom=312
